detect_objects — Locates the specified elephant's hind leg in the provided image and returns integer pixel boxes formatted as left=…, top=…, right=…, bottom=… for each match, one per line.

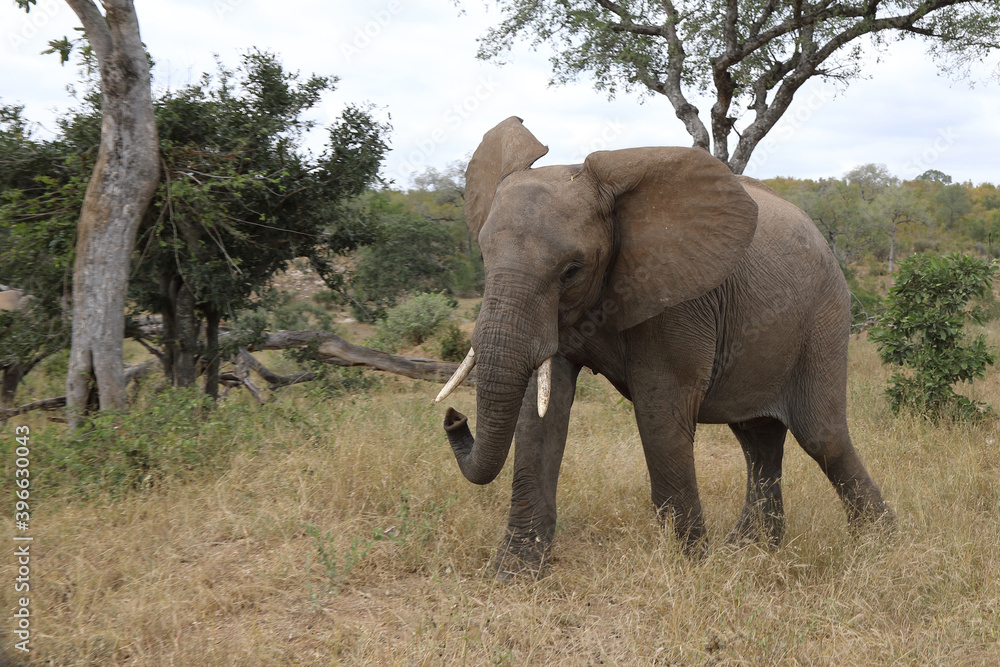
left=789, top=298, right=894, bottom=535
left=727, top=417, right=788, bottom=547
left=789, top=416, right=894, bottom=533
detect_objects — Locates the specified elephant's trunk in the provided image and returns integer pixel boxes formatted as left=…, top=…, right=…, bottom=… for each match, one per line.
left=443, top=283, right=551, bottom=485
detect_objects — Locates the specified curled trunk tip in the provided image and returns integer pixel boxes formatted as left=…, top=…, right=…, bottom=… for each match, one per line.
left=443, top=407, right=502, bottom=485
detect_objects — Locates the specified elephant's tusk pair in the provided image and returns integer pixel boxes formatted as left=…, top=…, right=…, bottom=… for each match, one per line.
left=435, top=347, right=476, bottom=403
left=435, top=349, right=554, bottom=419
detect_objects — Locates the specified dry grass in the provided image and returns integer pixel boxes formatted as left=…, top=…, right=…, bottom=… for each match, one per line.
left=3, top=334, right=1000, bottom=665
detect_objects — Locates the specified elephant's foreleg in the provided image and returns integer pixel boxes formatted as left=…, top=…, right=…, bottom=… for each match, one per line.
left=633, top=392, right=707, bottom=556
left=727, top=418, right=787, bottom=547
left=492, top=355, right=581, bottom=579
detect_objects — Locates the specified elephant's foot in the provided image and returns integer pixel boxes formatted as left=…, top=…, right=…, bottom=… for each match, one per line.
left=846, top=500, right=897, bottom=541
left=655, top=504, right=709, bottom=558
left=725, top=505, right=785, bottom=549
left=487, top=533, right=552, bottom=582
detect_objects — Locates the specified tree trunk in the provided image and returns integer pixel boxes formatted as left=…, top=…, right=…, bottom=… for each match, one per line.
left=172, top=281, right=199, bottom=387
left=1, top=363, right=26, bottom=409
left=888, top=223, right=897, bottom=275
left=64, top=0, right=160, bottom=428
left=159, top=273, right=177, bottom=381
left=204, top=306, right=221, bottom=399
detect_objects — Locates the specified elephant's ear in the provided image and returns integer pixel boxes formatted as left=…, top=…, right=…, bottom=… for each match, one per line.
left=584, top=147, right=758, bottom=331
left=465, top=117, right=549, bottom=240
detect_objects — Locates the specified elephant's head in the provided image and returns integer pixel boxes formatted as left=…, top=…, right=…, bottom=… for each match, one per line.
left=439, top=117, right=758, bottom=485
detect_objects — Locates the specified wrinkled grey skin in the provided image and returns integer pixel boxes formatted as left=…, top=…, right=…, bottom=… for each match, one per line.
left=443, top=117, right=893, bottom=576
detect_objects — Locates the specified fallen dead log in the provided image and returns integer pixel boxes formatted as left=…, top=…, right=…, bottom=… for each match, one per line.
left=248, top=329, right=476, bottom=386
left=3, top=330, right=476, bottom=420
left=130, top=322, right=477, bottom=387
left=0, top=396, right=67, bottom=420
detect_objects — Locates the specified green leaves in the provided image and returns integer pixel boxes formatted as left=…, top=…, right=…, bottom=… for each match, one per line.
left=476, top=1, right=1000, bottom=171
left=367, top=292, right=459, bottom=353
left=129, top=48, right=389, bottom=329
left=0, top=103, right=82, bottom=371
left=348, top=194, right=460, bottom=321
left=870, top=253, right=997, bottom=421
left=42, top=37, right=74, bottom=65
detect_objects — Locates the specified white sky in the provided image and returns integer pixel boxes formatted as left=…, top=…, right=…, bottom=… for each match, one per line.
left=2, top=0, right=999, bottom=186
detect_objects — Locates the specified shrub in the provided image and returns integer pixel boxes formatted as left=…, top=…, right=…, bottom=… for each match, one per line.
left=350, top=207, right=458, bottom=321
left=845, top=271, right=885, bottom=326
left=866, top=253, right=888, bottom=277
left=232, top=290, right=335, bottom=335
left=438, top=322, right=471, bottom=362
left=368, top=292, right=457, bottom=353
left=29, top=387, right=234, bottom=498
left=311, top=289, right=339, bottom=309
left=869, top=253, right=997, bottom=421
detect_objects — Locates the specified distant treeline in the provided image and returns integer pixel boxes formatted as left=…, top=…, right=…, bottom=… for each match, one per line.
left=763, top=166, right=1000, bottom=323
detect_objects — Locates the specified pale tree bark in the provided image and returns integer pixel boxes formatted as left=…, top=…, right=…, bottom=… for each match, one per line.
left=63, top=0, right=160, bottom=428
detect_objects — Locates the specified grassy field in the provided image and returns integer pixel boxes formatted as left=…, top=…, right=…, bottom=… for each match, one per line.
left=2, top=332, right=1000, bottom=665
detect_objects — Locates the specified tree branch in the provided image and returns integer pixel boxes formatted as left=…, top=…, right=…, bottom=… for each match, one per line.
left=233, top=350, right=264, bottom=403
left=64, top=0, right=112, bottom=61
left=596, top=0, right=664, bottom=36
left=251, top=330, right=475, bottom=385
left=237, top=348, right=317, bottom=389
left=657, top=0, right=710, bottom=151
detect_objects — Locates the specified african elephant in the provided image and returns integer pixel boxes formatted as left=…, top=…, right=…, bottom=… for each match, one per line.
left=437, top=117, right=893, bottom=573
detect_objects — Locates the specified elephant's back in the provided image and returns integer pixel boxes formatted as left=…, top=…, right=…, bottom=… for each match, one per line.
left=739, top=177, right=847, bottom=303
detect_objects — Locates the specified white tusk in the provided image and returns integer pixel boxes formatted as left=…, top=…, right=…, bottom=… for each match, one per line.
left=537, top=357, right=553, bottom=418
left=435, top=347, right=476, bottom=403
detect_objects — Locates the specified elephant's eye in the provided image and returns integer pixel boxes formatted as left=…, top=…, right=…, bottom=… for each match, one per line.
left=560, top=263, right=582, bottom=284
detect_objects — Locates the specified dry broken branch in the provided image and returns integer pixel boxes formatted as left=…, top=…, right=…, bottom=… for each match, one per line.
left=234, top=351, right=265, bottom=404
left=0, top=396, right=67, bottom=421
left=129, top=321, right=477, bottom=387
left=237, top=349, right=317, bottom=389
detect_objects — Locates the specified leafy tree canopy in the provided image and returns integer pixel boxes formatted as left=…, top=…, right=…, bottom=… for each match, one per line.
left=917, top=169, right=953, bottom=184
left=0, top=49, right=390, bottom=396
left=475, top=0, right=1000, bottom=173
left=0, top=103, right=84, bottom=403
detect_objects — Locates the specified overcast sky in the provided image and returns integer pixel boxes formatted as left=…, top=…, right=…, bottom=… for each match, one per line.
left=3, top=0, right=999, bottom=186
